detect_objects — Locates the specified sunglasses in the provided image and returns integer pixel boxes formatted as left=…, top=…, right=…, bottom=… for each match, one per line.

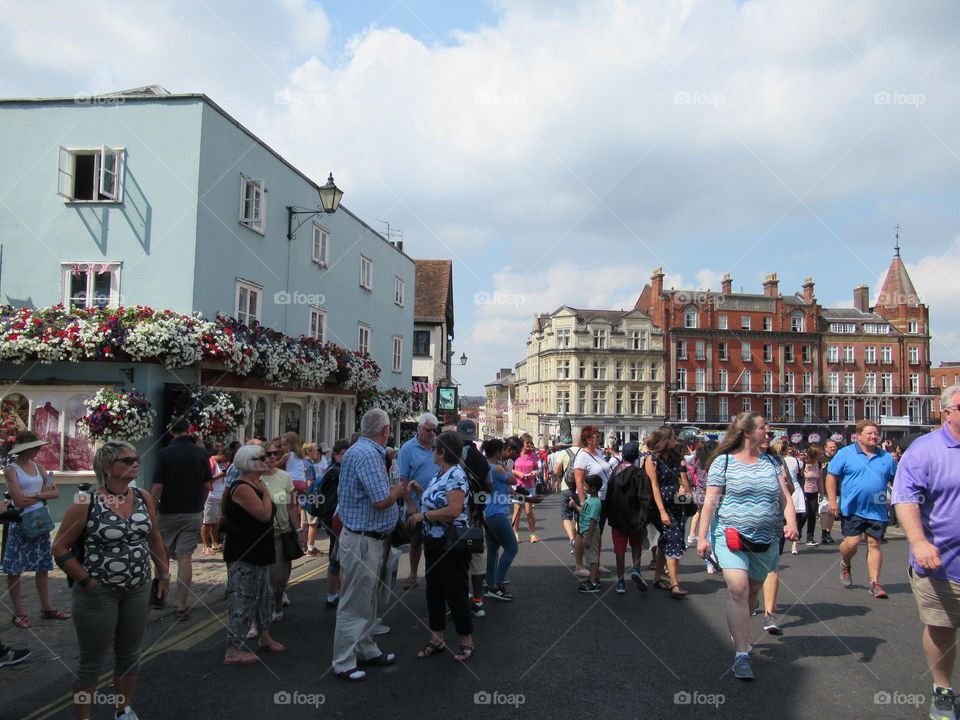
left=254, top=455, right=267, bottom=462
left=264, top=451, right=280, bottom=457
left=116, top=456, right=141, bottom=465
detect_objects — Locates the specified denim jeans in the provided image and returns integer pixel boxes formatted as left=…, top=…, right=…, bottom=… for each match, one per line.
left=484, top=513, right=518, bottom=586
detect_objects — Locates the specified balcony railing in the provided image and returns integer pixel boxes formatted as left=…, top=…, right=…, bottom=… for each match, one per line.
left=666, top=383, right=932, bottom=396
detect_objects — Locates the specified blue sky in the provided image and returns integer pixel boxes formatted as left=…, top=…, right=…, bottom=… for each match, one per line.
left=1, top=1, right=958, bottom=395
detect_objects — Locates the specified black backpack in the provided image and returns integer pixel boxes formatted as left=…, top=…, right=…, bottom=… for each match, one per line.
left=604, top=461, right=654, bottom=533
left=562, top=448, right=581, bottom=491
left=460, top=444, right=492, bottom=525
left=307, top=464, right=340, bottom=523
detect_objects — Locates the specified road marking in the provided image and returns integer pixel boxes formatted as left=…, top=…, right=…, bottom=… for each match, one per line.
left=25, top=561, right=329, bottom=720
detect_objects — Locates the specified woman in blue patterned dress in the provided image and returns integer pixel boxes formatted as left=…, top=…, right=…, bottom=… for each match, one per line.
left=405, top=431, right=474, bottom=662
left=644, top=426, right=692, bottom=598
left=696, top=412, right=799, bottom=681
left=2, top=431, right=69, bottom=627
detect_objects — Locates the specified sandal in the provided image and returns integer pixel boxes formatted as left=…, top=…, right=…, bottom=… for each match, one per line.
left=417, top=640, right=446, bottom=659
left=334, top=668, right=366, bottom=682
left=258, top=641, right=287, bottom=653
left=669, top=585, right=689, bottom=599
left=41, top=608, right=71, bottom=620
left=173, top=609, right=190, bottom=622
left=652, top=579, right=671, bottom=592
left=453, top=643, right=474, bottom=663
left=11, top=614, right=33, bottom=629
left=401, top=576, right=419, bottom=590
left=224, top=652, right=259, bottom=665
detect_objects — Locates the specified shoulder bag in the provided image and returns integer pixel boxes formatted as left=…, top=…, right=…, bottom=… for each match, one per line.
left=20, top=505, right=55, bottom=540
left=280, top=519, right=304, bottom=561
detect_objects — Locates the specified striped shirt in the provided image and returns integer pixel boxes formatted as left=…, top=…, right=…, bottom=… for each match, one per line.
left=337, top=437, right=397, bottom=533
left=708, top=454, right=782, bottom=544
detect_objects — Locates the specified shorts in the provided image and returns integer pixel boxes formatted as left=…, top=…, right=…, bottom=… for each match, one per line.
left=159, top=512, right=201, bottom=557
left=611, top=527, right=644, bottom=555
left=301, top=509, right=318, bottom=526
left=910, top=565, right=960, bottom=628
left=584, top=531, right=602, bottom=567
left=202, top=498, right=221, bottom=524
left=410, top=521, right=424, bottom=548
left=711, top=527, right=779, bottom=582
left=841, top=515, right=887, bottom=540
left=559, top=488, right=576, bottom=521
left=469, top=550, right=485, bottom=576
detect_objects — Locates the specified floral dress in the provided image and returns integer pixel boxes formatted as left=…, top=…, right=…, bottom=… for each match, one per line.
left=654, top=454, right=687, bottom=559
left=420, top=466, right=470, bottom=539
left=1, top=462, right=54, bottom=575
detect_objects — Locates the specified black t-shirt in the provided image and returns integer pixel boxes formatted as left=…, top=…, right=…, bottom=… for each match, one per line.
left=152, top=436, right=213, bottom=514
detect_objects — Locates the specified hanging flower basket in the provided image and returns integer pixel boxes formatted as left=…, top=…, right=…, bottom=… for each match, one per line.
left=183, top=389, right=249, bottom=444
left=78, top=388, right=155, bottom=442
left=807, top=433, right=821, bottom=444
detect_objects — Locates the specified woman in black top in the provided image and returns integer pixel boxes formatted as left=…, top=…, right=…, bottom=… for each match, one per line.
left=644, top=426, right=692, bottom=598
left=223, top=445, right=279, bottom=665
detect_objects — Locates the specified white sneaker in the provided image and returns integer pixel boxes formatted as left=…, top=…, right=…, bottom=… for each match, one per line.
left=245, top=625, right=258, bottom=640
left=282, top=592, right=291, bottom=607
left=574, top=568, right=590, bottom=578
left=686, top=535, right=697, bottom=545
left=117, top=707, right=141, bottom=720
left=374, top=623, right=390, bottom=636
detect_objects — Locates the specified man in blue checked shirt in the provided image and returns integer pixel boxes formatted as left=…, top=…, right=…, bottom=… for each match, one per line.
left=331, top=408, right=407, bottom=682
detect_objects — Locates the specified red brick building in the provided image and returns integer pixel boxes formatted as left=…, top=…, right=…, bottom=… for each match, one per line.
left=931, top=361, right=960, bottom=420
left=636, top=248, right=934, bottom=440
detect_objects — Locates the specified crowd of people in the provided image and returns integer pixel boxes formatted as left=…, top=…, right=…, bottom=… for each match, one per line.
left=0, top=382, right=958, bottom=720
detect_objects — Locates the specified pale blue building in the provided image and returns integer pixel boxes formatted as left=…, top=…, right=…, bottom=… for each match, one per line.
left=0, top=86, right=413, bottom=492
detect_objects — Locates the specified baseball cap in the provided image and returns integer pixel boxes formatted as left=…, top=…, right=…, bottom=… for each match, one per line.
left=456, top=419, right=477, bottom=441
left=622, top=442, right=640, bottom=461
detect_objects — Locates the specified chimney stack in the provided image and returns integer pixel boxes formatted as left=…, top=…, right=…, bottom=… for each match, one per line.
left=802, top=277, right=815, bottom=304
left=651, top=267, right=664, bottom=297
left=721, top=273, right=732, bottom=294
left=762, top=273, right=780, bottom=298
left=397, top=240, right=403, bottom=253
left=853, top=285, right=870, bottom=313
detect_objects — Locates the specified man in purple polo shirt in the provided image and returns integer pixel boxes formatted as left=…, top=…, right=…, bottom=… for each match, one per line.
left=893, top=384, right=960, bottom=720
left=826, top=418, right=898, bottom=598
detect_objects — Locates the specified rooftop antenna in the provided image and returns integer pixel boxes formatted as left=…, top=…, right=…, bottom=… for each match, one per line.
left=894, top=224, right=902, bottom=257
left=375, top=219, right=404, bottom=248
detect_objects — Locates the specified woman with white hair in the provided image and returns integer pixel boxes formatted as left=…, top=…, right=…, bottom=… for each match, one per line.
left=53, top=440, right=169, bottom=720
left=222, top=444, right=282, bottom=665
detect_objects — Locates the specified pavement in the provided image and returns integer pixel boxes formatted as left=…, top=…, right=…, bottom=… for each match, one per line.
left=0, top=497, right=940, bottom=719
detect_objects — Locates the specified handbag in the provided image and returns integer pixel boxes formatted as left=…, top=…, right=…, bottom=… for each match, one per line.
left=674, top=491, right=697, bottom=518
left=20, top=505, right=54, bottom=540
left=444, top=524, right=485, bottom=554
left=280, top=521, right=304, bottom=561
left=390, top=517, right=411, bottom=548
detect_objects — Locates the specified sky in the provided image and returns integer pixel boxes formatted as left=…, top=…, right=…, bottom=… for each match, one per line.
left=1, top=0, right=958, bottom=395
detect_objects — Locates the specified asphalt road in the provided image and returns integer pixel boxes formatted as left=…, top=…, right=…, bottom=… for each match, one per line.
left=6, top=495, right=937, bottom=720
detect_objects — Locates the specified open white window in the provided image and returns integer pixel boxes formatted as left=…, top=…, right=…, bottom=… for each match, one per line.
left=61, top=262, right=122, bottom=308
left=309, top=307, right=326, bottom=342
left=239, top=175, right=267, bottom=233
left=360, top=256, right=373, bottom=291
left=394, top=276, right=405, bottom=306
left=57, top=146, right=125, bottom=202
left=392, top=335, right=403, bottom=373
left=358, top=324, right=371, bottom=354
left=312, top=224, right=329, bottom=267
left=235, top=279, right=262, bottom=326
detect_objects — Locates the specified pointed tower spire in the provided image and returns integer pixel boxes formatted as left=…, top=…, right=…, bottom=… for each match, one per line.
left=876, top=231, right=920, bottom=308
left=894, top=224, right=902, bottom=257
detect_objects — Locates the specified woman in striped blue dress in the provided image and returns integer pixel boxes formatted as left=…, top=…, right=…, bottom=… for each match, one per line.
left=696, top=412, right=799, bottom=681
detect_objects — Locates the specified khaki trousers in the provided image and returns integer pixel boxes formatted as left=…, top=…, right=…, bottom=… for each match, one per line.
left=332, top=528, right=388, bottom=672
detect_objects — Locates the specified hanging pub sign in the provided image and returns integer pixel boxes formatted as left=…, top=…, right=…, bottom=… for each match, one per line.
left=437, top=386, right=458, bottom=412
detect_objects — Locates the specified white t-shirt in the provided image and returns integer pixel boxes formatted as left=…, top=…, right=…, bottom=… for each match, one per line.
left=573, top=449, right=612, bottom=500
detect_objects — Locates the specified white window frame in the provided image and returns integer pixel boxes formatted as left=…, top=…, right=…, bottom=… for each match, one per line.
left=784, top=345, right=795, bottom=363
left=763, top=344, right=773, bottom=363
left=392, top=335, right=403, bottom=373
left=785, top=371, right=795, bottom=393
left=239, top=175, right=267, bottom=234
left=394, top=276, right=405, bottom=306
left=828, top=398, right=840, bottom=422
left=677, top=368, right=687, bottom=391
left=718, top=369, right=729, bottom=391
left=695, top=341, right=706, bottom=361
left=762, top=316, right=773, bottom=331
left=719, top=396, right=729, bottom=421
left=592, top=329, right=607, bottom=349
left=357, top=324, right=371, bottom=355
left=881, top=346, right=893, bottom=364
left=843, top=372, right=856, bottom=394
left=844, top=398, right=856, bottom=422
left=235, top=279, right=262, bottom=326
left=718, top=314, right=728, bottom=330
left=843, top=346, right=855, bottom=363
left=827, top=372, right=839, bottom=393
left=61, top=261, right=122, bottom=309
left=360, top=255, right=373, bottom=291
left=865, top=346, right=876, bottom=364
left=556, top=328, right=571, bottom=348
left=909, top=346, right=920, bottom=364
left=557, top=359, right=571, bottom=380
left=742, top=370, right=752, bottom=393
left=909, top=373, right=920, bottom=394
left=695, top=368, right=706, bottom=391
left=696, top=396, right=706, bottom=421
left=57, top=145, right=125, bottom=202
left=803, top=372, right=813, bottom=393
left=881, top=373, right=893, bottom=393
left=718, top=342, right=729, bottom=361
left=309, top=306, right=326, bottom=342
left=684, top=306, right=698, bottom=329
left=677, top=340, right=688, bottom=360
left=864, top=373, right=877, bottom=394
left=676, top=396, right=688, bottom=422
left=908, top=321, right=919, bottom=334
left=741, top=315, right=751, bottom=330
left=827, top=345, right=839, bottom=363
left=312, top=224, right=329, bottom=267
left=791, top=313, right=804, bottom=333
left=741, top=342, right=751, bottom=362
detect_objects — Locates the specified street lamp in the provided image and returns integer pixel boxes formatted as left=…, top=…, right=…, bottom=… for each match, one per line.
left=286, top=173, right=344, bottom=241
left=460, top=352, right=468, bottom=366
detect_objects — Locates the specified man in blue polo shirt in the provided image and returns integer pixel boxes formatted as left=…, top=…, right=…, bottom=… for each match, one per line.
left=826, top=418, right=898, bottom=598
left=397, top=413, right=440, bottom=590
left=892, top=384, right=960, bottom=720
